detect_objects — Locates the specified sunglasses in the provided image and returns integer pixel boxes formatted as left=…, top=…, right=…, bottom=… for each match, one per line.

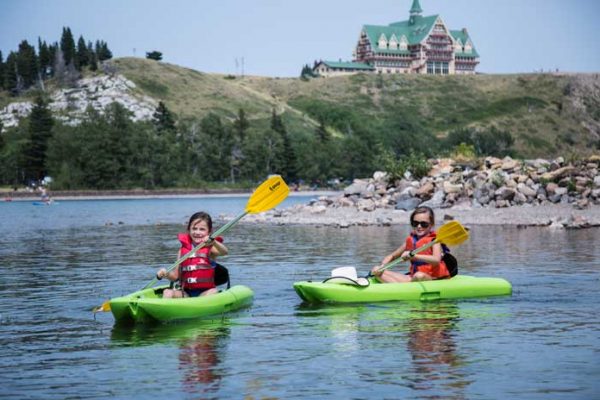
left=411, top=220, right=431, bottom=228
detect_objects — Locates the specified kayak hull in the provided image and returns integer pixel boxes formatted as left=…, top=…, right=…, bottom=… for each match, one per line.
left=109, top=284, right=254, bottom=323
left=293, top=275, right=512, bottom=304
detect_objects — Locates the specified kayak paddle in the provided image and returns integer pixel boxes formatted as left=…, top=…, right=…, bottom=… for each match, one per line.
left=372, top=220, right=469, bottom=275
left=93, top=175, right=290, bottom=313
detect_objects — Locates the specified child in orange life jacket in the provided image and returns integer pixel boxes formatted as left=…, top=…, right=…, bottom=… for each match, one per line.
left=371, top=206, right=449, bottom=283
left=156, top=212, right=228, bottom=298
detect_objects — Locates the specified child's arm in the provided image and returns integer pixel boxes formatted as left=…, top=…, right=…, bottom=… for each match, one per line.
left=406, top=242, right=442, bottom=266
left=210, top=238, right=228, bottom=257
left=382, top=244, right=407, bottom=265
left=156, top=252, right=181, bottom=281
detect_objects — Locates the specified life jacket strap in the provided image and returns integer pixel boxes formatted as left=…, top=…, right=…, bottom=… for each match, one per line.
left=181, top=265, right=212, bottom=272
left=185, top=277, right=213, bottom=284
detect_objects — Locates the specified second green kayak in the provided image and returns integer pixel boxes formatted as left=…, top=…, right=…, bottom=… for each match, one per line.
left=293, top=275, right=512, bottom=304
left=109, top=285, right=254, bottom=323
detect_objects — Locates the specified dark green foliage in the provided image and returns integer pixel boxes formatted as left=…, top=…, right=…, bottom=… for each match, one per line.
left=95, top=40, right=112, bottom=61
left=271, top=110, right=297, bottom=182
left=146, top=51, right=163, bottom=61
left=233, top=108, right=249, bottom=143
left=445, top=126, right=515, bottom=157
left=60, top=27, right=76, bottom=67
left=0, top=27, right=108, bottom=92
left=153, top=101, right=176, bottom=133
left=16, top=40, right=38, bottom=88
left=374, top=147, right=430, bottom=180
left=38, top=39, right=52, bottom=78
left=4, top=52, right=19, bottom=95
left=300, top=64, right=316, bottom=80
left=22, top=96, right=54, bottom=182
left=76, top=36, right=89, bottom=68
left=88, top=41, right=98, bottom=71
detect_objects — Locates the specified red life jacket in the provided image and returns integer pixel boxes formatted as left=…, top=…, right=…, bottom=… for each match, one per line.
left=178, top=233, right=223, bottom=290
left=405, top=231, right=449, bottom=279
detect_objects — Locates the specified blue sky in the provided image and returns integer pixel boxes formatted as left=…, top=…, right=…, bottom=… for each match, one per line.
left=1, top=0, right=599, bottom=77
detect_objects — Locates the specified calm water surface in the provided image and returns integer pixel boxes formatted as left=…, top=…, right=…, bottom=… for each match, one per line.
left=0, top=197, right=599, bottom=399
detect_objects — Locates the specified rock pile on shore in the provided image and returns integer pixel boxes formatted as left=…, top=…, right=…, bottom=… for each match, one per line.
left=309, top=155, right=600, bottom=213
left=244, top=155, right=600, bottom=228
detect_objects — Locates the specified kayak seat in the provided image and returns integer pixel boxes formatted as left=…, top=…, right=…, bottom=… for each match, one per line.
left=214, top=262, right=231, bottom=289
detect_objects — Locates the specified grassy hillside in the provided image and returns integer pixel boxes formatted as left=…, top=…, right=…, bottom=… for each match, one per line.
left=112, top=58, right=599, bottom=158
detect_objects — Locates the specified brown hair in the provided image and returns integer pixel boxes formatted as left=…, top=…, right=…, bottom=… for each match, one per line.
left=410, top=206, right=435, bottom=225
left=187, top=211, right=213, bottom=231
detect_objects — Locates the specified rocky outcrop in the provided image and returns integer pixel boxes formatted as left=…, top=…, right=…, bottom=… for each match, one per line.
left=0, top=74, right=157, bottom=128
left=276, top=155, right=600, bottom=229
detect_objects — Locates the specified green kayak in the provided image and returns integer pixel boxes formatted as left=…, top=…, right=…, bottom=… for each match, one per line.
left=293, top=275, right=512, bottom=304
left=109, top=285, right=254, bottom=323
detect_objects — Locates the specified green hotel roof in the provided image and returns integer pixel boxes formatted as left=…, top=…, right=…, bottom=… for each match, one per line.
left=362, top=14, right=479, bottom=58
left=320, top=61, right=375, bottom=70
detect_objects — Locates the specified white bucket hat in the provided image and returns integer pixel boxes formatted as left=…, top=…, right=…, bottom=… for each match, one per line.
left=324, top=266, right=370, bottom=287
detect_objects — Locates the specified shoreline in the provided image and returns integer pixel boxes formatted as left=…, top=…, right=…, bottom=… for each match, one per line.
left=238, top=202, right=600, bottom=228
left=1, top=189, right=337, bottom=201
left=4, top=188, right=599, bottom=228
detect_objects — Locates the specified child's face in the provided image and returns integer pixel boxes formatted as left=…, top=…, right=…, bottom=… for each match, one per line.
left=411, top=212, right=433, bottom=237
left=189, top=219, right=211, bottom=244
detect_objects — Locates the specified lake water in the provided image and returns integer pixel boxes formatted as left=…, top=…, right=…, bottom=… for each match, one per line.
left=1, top=196, right=599, bottom=399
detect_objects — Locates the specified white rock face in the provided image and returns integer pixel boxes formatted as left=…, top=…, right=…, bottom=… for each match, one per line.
left=0, top=74, right=158, bottom=128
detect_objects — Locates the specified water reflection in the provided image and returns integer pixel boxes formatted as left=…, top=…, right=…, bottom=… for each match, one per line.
left=111, top=319, right=231, bottom=396
left=403, top=303, right=467, bottom=393
left=297, top=302, right=468, bottom=396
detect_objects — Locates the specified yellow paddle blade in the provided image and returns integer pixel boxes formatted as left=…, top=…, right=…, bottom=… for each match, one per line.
left=436, top=220, right=469, bottom=246
left=245, top=175, right=289, bottom=214
left=92, top=300, right=111, bottom=313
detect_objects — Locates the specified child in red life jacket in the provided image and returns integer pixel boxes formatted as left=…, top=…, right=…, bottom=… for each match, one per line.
left=371, top=206, right=450, bottom=283
left=156, top=211, right=228, bottom=298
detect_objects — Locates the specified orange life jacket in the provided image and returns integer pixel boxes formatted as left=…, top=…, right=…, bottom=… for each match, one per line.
left=405, top=231, right=449, bottom=279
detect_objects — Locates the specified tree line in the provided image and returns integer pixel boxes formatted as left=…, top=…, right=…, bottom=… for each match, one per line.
left=0, top=27, right=112, bottom=95
left=0, top=92, right=517, bottom=190
left=0, top=98, right=348, bottom=189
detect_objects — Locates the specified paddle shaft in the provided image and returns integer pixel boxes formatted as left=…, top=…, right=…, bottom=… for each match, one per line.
left=374, top=239, right=437, bottom=274
left=142, top=211, right=248, bottom=290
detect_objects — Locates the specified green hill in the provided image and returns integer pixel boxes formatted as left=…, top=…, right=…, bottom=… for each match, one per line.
left=112, top=57, right=600, bottom=158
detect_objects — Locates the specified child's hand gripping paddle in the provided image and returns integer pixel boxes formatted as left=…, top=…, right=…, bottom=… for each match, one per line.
left=372, top=220, right=469, bottom=276
left=93, top=175, right=289, bottom=313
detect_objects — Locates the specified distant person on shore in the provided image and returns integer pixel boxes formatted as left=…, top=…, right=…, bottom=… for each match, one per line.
left=40, top=187, right=51, bottom=204
left=371, top=206, right=450, bottom=283
left=156, top=212, right=228, bottom=298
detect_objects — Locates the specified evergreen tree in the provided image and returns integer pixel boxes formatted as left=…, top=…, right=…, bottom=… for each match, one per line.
left=38, top=39, right=52, bottom=78
left=230, top=108, right=249, bottom=183
left=152, top=101, right=176, bottom=133
left=270, top=109, right=297, bottom=182
left=4, top=52, right=21, bottom=95
left=87, top=41, right=98, bottom=71
left=23, top=96, right=54, bottom=183
left=17, top=40, right=38, bottom=89
left=146, top=51, right=163, bottom=61
left=48, top=43, right=58, bottom=76
left=199, top=113, right=233, bottom=181
left=233, top=108, right=249, bottom=143
left=96, top=40, right=113, bottom=61
left=300, top=64, right=315, bottom=80
left=53, top=48, right=66, bottom=84
left=60, top=27, right=77, bottom=67
left=76, top=36, right=89, bottom=68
